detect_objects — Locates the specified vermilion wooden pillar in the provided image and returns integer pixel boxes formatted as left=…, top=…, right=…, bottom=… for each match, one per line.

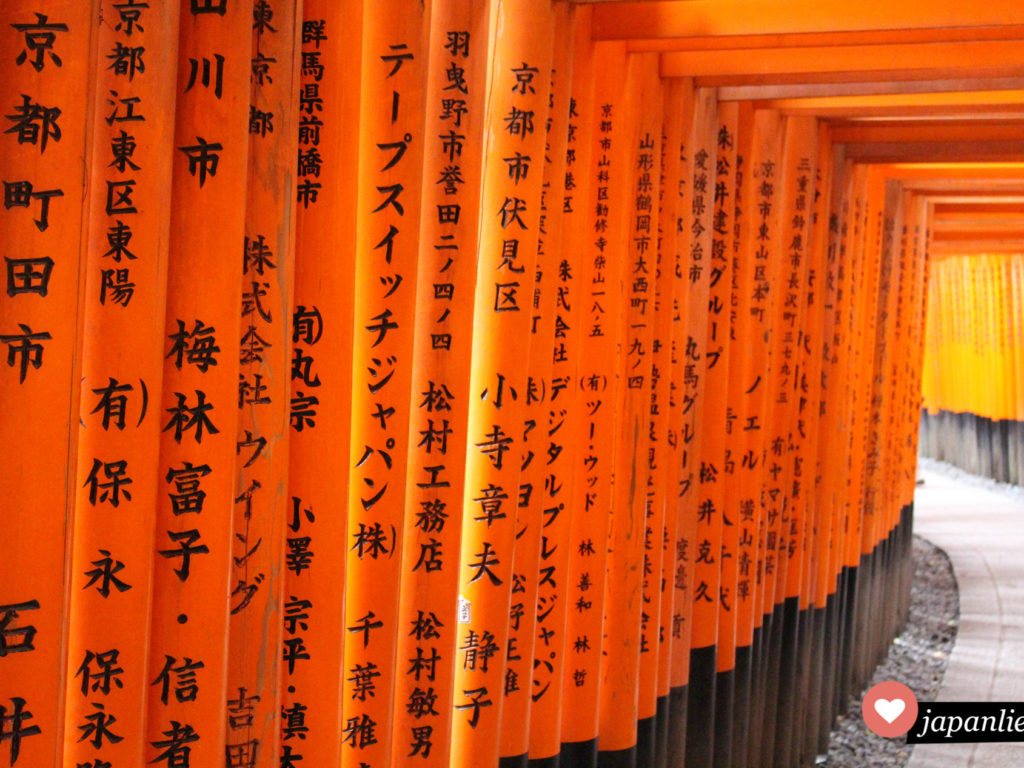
left=1, top=5, right=97, bottom=767
left=144, top=4, right=253, bottom=767
left=227, top=4, right=300, bottom=767
left=390, top=2, right=487, bottom=767
left=342, top=2, right=430, bottom=767
left=450, top=2, right=555, bottom=765
left=284, top=1, right=361, bottom=765
left=682, top=85, right=718, bottom=768
left=66, top=2, right=178, bottom=767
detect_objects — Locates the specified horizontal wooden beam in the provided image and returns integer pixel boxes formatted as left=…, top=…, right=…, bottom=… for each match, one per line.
left=933, top=202, right=1024, bottom=215
left=591, top=1, right=1024, bottom=40
left=932, top=228, right=1024, bottom=240
left=625, top=25, right=1024, bottom=53
left=830, top=120, right=1024, bottom=144
left=717, top=77, right=1024, bottom=101
left=912, top=182, right=1024, bottom=195
left=932, top=214, right=1024, bottom=231
left=660, top=40, right=1024, bottom=82
left=929, top=239, right=1024, bottom=254
left=845, top=141, right=1024, bottom=163
left=758, top=91, right=1024, bottom=118
left=875, top=163, right=1024, bottom=182
left=931, top=195, right=1024, bottom=207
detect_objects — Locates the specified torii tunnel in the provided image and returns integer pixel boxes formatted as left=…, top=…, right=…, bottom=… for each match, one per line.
left=2, top=2, right=1023, bottom=767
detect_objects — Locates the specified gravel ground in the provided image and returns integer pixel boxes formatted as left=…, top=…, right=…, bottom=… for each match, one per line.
left=824, top=534, right=960, bottom=767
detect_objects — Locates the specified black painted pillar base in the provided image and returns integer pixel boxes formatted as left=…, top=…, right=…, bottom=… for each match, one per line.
left=636, top=712, right=656, bottom=768
left=772, top=596, right=801, bottom=768
left=527, top=755, right=559, bottom=768
left=712, top=667, right=734, bottom=768
left=684, top=645, right=717, bottom=768
left=760, top=603, right=784, bottom=764
left=733, top=644, right=753, bottom=768
left=803, top=604, right=827, bottom=765
left=819, top=589, right=839, bottom=755
left=560, top=738, right=598, bottom=768
left=666, top=686, right=688, bottom=768
left=596, top=744, right=636, bottom=768
left=654, top=694, right=670, bottom=768
left=747, top=623, right=765, bottom=768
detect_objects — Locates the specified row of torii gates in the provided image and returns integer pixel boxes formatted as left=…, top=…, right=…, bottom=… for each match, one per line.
left=2, top=2, right=1022, bottom=768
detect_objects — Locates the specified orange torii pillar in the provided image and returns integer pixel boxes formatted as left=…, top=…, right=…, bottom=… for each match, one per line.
left=745, top=109, right=786, bottom=768
left=597, top=50, right=661, bottom=768
left=499, top=10, right=571, bottom=765
left=0, top=5, right=95, bottom=767
left=822, top=155, right=859, bottom=724
left=804, top=129, right=845, bottom=762
left=659, top=74, right=697, bottom=768
left=767, top=116, right=819, bottom=768
left=699, top=98, right=738, bottom=768
left=228, top=5, right=300, bottom=768
left=835, top=161, right=874, bottom=710
left=682, top=85, right=718, bottom=768
left=342, top=3, right=429, bottom=768
left=665, top=79, right=701, bottom=768
left=850, top=166, right=889, bottom=699
left=791, top=122, right=832, bottom=767
left=66, top=3, right=178, bottom=767
left=284, top=1, right=361, bottom=765
left=391, top=2, right=487, bottom=768
left=451, top=1, right=554, bottom=765
left=146, top=4, right=254, bottom=767
left=558, top=19, right=620, bottom=768
left=815, top=144, right=855, bottom=756
left=647, top=74, right=691, bottom=768
left=522, top=6, right=580, bottom=765
left=725, top=103, right=773, bottom=768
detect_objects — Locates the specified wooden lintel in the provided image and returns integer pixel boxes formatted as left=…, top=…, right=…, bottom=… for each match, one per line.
left=591, top=1, right=1024, bottom=41
left=756, top=91, right=1024, bottom=119
left=929, top=238, right=1024, bottom=254
left=933, top=202, right=1024, bottom=215
left=844, top=140, right=1024, bottom=164
left=660, top=40, right=1024, bottom=82
left=830, top=121, right=1024, bottom=144
left=717, top=77, right=1024, bottom=101
left=625, top=25, right=1024, bottom=54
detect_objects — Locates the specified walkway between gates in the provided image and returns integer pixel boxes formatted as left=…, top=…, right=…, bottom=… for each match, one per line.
left=909, top=469, right=1024, bottom=767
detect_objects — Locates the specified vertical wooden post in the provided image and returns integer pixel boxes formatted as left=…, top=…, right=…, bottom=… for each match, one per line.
left=450, top=1, right=554, bottom=764
left=0, top=4, right=97, bottom=766
left=682, top=85, right=718, bottom=768
left=226, top=3, right=301, bottom=767
left=498, top=9, right=572, bottom=761
left=283, top=1, right=362, bottom=765
left=342, top=2, right=430, bottom=767
left=600, top=50, right=661, bottom=768
left=558, top=17, right=619, bottom=768
left=747, top=108, right=786, bottom=768
left=389, top=2, right=487, bottom=767
left=665, top=77, right=699, bottom=768
left=522, top=4, right=579, bottom=763
left=560, top=36, right=630, bottom=768
left=706, top=99, right=738, bottom=768
left=65, top=2, right=179, bottom=766
left=145, top=4, right=253, bottom=767
left=771, top=116, right=818, bottom=768
left=657, top=74, right=694, bottom=768
left=722, top=101, right=763, bottom=767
